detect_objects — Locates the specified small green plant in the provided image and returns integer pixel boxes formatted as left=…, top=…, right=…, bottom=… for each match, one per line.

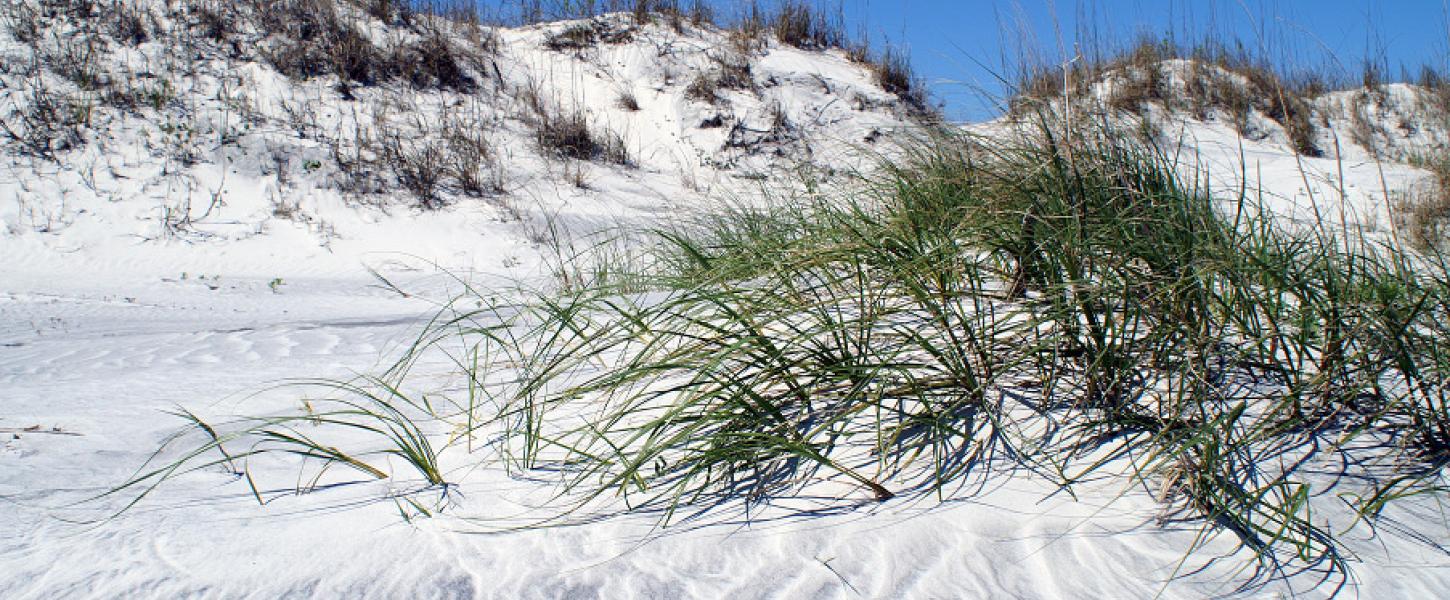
left=143, top=79, right=174, bottom=110
left=268, top=277, right=285, bottom=293
left=104, top=379, right=449, bottom=515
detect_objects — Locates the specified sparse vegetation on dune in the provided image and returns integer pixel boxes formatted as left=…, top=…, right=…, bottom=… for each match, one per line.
left=0, top=0, right=935, bottom=220
left=1395, top=157, right=1450, bottom=252
left=1011, top=34, right=1450, bottom=159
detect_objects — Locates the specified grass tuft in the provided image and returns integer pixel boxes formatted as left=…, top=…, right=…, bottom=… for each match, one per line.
left=121, top=109, right=1450, bottom=588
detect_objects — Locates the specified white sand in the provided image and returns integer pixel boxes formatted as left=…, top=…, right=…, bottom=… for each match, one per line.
left=3, top=2, right=1449, bottom=597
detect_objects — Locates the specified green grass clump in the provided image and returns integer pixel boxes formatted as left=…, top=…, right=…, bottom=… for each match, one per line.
left=118, top=114, right=1450, bottom=588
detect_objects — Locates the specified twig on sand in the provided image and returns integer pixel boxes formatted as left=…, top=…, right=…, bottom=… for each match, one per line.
left=1, top=426, right=82, bottom=436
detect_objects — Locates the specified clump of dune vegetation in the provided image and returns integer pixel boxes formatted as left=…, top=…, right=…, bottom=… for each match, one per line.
left=115, top=106, right=1450, bottom=588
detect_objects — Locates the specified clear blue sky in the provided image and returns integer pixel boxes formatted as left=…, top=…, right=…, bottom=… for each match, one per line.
left=475, top=1, right=1450, bottom=121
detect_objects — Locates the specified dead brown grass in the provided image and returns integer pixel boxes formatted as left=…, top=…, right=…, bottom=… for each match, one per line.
left=543, top=18, right=635, bottom=52
left=1394, top=159, right=1450, bottom=251
left=685, top=53, right=756, bottom=106
left=771, top=1, right=843, bottom=50
left=521, top=85, right=630, bottom=165
left=868, top=46, right=927, bottom=112
left=1014, top=36, right=1322, bottom=156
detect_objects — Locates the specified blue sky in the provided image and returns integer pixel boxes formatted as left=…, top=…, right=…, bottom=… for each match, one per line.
left=476, top=1, right=1450, bottom=121
left=837, top=1, right=1450, bottom=120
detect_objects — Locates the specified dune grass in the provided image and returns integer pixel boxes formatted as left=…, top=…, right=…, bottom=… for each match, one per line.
left=114, top=113, right=1450, bottom=586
